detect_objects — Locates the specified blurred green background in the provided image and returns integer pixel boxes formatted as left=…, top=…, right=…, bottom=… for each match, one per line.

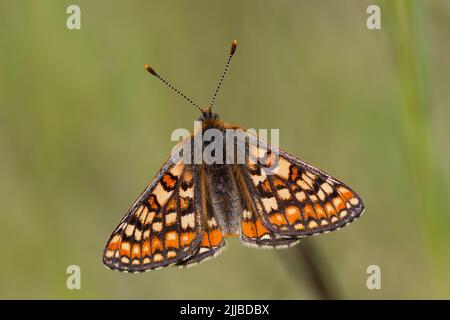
left=1, top=0, right=449, bottom=299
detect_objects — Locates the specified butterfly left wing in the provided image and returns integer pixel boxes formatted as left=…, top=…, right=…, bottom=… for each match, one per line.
left=239, top=135, right=364, bottom=237
left=103, top=158, right=204, bottom=272
left=176, top=208, right=226, bottom=267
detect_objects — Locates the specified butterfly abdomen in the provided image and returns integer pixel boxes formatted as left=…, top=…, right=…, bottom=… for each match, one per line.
left=203, top=164, right=241, bottom=237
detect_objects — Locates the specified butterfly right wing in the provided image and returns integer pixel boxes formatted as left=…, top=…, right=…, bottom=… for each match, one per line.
left=238, top=134, right=364, bottom=238
left=103, top=157, right=204, bottom=272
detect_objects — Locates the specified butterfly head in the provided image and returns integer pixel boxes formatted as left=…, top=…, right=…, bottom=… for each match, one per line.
left=199, top=107, right=220, bottom=121
left=198, top=107, right=223, bottom=129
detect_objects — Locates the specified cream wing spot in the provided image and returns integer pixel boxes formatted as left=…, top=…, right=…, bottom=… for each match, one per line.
left=317, top=190, right=326, bottom=201
left=134, top=205, right=144, bottom=218
left=134, top=229, right=142, bottom=241
left=121, top=242, right=130, bottom=251
left=207, top=218, right=218, bottom=228
left=138, top=206, right=149, bottom=224
left=153, top=254, right=163, bottom=262
left=321, top=182, right=334, bottom=195
left=277, top=188, right=291, bottom=200
left=250, top=172, right=266, bottom=186
left=105, top=250, right=114, bottom=258
left=297, top=179, right=311, bottom=190
left=274, top=157, right=291, bottom=179
left=249, top=144, right=269, bottom=161
left=181, top=213, right=195, bottom=230
left=306, top=171, right=317, bottom=180
left=294, top=223, right=305, bottom=230
left=152, top=222, right=163, bottom=232
left=153, top=183, right=173, bottom=207
left=145, top=212, right=156, bottom=225
left=125, top=225, right=135, bottom=237
left=242, top=210, right=252, bottom=219
left=295, top=191, right=306, bottom=202
left=302, top=174, right=314, bottom=187
left=179, top=186, right=194, bottom=198
left=165, top=212, right=177, bottom=225
left=308, top=221, right=318, bottom=229
left=199, top=247, right=210, bottom=254
left=261, top=197, right=278, bottom=212
left=169, top=162, right=184, bottom=177
left=260, top=234, right=271, bottom=240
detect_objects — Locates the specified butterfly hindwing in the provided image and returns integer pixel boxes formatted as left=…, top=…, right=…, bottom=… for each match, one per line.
left=176, top=207, right=225, bottom=267
left=239, top=204, right=301, bottom=248
left=177, top=166, right=226, bottom=267
left=240, top=135, right=364, bottom=237
left=103, top=158, right=204, bottom=272
left=232, top=165, right=301, bottom=248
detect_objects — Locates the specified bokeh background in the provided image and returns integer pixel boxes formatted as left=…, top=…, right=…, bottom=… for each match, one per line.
left=1, top=0, right=449, bottom=299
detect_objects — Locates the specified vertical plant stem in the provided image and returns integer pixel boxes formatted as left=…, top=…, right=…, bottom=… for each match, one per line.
left=387, top=0, right=450, bottom=296
left=296, top=241, right=339, bottom=299
left=281, top=240, right=339, bottom=299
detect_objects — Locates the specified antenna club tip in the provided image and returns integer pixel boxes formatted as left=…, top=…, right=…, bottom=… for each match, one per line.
left=230, top=40, right=238, bottom=55
left=144, top=64, right=157, bottom=76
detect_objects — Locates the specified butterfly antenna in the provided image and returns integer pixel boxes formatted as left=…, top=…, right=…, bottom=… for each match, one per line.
left=209, top=40, right=238, bottom=112
left=144, top=64, right=202, bottom=113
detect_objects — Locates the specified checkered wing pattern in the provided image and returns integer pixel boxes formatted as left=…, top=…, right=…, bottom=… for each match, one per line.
left=233, top=166, right=301, bottom=248
left=239, top=137, right=364, bottom=238
left=177, top=167, right=226, bottom=267
left=103, top=158, right=204, bottom=272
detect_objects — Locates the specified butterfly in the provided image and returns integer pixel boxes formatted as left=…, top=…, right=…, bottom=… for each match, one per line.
left=103, top=40, right=365, bottom=272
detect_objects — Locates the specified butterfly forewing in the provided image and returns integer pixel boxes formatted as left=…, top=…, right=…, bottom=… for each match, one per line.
left=103, top=157, right=205, bottom=272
